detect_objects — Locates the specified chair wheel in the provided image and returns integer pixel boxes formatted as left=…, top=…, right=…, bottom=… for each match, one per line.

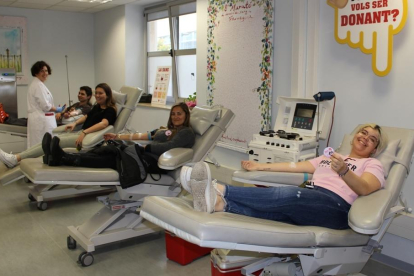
left=67, top=236, right=77, bottom=250
left=37, top=202, right=48, bottom=211
left=78, top=252, right=94, bottom=267
left=28, top=194, right=36, bottom=202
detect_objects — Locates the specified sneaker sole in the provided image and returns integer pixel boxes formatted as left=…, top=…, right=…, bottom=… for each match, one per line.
left=189, top=162, right=211, bottom=212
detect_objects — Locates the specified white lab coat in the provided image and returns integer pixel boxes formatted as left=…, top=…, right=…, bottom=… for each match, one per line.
left=27, top=77, right=57, bottom=148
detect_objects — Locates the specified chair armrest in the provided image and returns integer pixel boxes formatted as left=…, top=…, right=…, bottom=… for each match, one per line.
left=82, top=126, right=114, bottom=148
left=348, top=189, right=392, bottom=234
left=158, top=148, right=194, bottom=170
left=232, top=171, right=312, bottom=186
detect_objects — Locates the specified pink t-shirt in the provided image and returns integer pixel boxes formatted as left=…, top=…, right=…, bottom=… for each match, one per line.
left=308, top=154, right=385, bottom=205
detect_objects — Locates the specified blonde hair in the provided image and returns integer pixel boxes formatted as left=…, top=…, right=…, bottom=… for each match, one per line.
left=355, top=123, right=388, bottom=157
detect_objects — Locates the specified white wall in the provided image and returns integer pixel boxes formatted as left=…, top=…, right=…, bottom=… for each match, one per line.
left=125, top=3, right=146, bottom=89
left=0, top=7, right=95, bottom=117
left=318, top=0, right=414, bottom=214
left=94, top=5, right=125, bottom=91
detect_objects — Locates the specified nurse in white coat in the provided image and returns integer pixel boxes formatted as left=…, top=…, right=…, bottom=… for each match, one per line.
left=27, top=61, right=65, bottom=148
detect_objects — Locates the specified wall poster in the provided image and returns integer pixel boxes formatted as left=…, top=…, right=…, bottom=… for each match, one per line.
left=0, top=16, right=29, bottom=85
left=207, top=0, right=274, bottom=149
left=328, top=0, right=408, bottom=77
left=151, top=66, right=172, bottom=106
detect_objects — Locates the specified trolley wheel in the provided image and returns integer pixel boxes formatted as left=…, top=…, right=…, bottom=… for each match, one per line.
left=37, top=201, right=48, bottom=211
left=28, top=193, right=36, bottom=202
left=67, top=236, right=77, bottom=250
left=78, top=252, right=94, bottom=267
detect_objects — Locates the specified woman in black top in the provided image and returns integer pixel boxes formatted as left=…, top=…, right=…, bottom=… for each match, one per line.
left=64, top=83, right=117, bottom=149
left=0, top=83, right=117, bottom=169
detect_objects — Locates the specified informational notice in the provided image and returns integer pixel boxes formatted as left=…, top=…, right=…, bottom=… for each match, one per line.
left=151, top=66, right=172, bottom=105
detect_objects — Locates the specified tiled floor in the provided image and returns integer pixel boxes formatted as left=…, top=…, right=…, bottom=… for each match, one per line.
left=1, top=174, right=412, bottom=276
left=0, top=178, right=210, bottom=276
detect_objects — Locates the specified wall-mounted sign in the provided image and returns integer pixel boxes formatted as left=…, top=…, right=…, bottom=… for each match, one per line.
left=328, top=0, right=408, bottom=77
left=151, top=66, right=171, bottom=106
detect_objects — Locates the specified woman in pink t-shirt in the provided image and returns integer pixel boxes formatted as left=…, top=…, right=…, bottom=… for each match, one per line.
left=184, top=124, right=388, bottom=230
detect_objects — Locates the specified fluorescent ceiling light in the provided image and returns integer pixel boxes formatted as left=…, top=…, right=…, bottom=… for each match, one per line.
left=67, top=0, right=112, bottom=3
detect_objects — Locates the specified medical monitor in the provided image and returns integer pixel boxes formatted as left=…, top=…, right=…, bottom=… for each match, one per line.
left=291, top=103, right=317, bottom=130
left=274, top=97, right=333, bottom=139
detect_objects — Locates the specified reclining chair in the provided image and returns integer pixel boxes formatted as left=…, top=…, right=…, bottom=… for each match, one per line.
left=140, top=125, right=414, bottom=276
left=15, top=105, right=234, bottom=266
left=0, top=86, right=142, bottom=210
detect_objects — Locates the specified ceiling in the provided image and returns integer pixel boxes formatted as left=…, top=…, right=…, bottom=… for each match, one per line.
left=0, top=0, right=161, bottom=13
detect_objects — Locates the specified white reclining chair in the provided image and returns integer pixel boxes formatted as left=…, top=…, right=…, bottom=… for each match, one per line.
left=140, top=125, right=414, bottom=276
left=15, top=105, right=234, bottom=266
left=0, top=86, right=142, bottom=209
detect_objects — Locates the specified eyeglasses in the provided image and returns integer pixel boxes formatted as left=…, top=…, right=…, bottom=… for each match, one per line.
left=358, top=129, right=379, bottom=145
left=39, top=69, right=49, bottom=73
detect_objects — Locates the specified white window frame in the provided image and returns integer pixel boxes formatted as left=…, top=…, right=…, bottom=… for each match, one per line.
left=144, top=0, right=197, bottom=103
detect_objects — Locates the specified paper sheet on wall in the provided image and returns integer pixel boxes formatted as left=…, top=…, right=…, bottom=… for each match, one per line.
left=151, top=66, right=172, bottom=106
left=207, top=0, right=273, bottom=149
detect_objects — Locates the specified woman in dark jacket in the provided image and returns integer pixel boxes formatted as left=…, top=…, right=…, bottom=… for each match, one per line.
left=45, top=102, right=195, bottom=170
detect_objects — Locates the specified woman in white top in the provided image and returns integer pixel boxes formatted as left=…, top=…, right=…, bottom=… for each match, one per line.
left=27, top=61, right=65, bottom=148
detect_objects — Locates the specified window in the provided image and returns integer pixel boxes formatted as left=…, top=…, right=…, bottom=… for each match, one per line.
left=145, top=1, right=197, bottom=103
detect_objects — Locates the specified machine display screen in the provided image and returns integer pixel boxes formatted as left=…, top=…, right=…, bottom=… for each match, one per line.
left=291, top=103, right=317, bottom=130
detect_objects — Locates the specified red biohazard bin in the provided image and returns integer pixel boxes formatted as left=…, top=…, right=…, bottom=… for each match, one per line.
left=165, top=231, right=213, bottom=265
left=210, top=249, right=268, bottom=276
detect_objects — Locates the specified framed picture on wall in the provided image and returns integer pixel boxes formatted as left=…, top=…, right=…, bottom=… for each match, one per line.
left=0, top=16, right=29, bottom=85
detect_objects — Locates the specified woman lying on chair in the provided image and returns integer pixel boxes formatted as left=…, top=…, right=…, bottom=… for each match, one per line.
left=182, top=124, right=387, bottom=230
left=0, top=83, right=117, bottom=169
left=42, top=102, right=195, bottom=170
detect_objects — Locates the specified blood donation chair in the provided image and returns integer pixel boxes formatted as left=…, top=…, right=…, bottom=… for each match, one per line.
left=140, top=125, right=414, bottom=276
left=0, top=86, right=142, bottom=210
left=18, top=105, right=234, bottom=266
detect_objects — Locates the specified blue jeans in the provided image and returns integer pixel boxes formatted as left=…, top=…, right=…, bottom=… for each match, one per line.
left=224, top=185, right=351, bottom=230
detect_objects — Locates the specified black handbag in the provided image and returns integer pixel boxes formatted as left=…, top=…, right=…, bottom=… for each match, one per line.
left=106, top=140, right=163, bottom=188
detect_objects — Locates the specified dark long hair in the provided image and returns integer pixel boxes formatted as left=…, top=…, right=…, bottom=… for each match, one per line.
left=96, top=83, right=116, bottom=111
left=167, top=102, right=191, bottom=129
left=31, top=61, right=51, bottom=76
left=164, top=102, right=191, bottom=140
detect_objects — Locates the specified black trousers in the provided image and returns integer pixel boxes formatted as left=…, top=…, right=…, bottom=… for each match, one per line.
left=75, top=151, right=117, bottom=169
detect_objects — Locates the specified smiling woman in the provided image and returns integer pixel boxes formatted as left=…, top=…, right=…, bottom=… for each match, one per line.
left=182, top=123, right=388, bottom=230
left=64, top=83, right=117, bottom=149
left=26, top=61, right=66, bottom=148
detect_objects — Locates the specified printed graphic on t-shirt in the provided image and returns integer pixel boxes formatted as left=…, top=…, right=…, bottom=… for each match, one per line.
left=318, top=157, right=358, bottom=172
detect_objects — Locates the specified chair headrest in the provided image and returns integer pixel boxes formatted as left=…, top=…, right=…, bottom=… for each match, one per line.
left=190, top=106, right=220, bottom=135
left=112, top=90, right=128, bottom=115
left=337, top=134, right=400, bottom=178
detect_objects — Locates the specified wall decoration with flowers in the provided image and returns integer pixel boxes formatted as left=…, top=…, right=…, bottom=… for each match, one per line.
left=206, top=0, right=273, bottom=148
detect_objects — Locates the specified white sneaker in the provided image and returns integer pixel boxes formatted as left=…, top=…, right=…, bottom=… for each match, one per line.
left=189, top=162, right=212, bottom=212
left=0, top=149, right=18, bottom=168
left=180, top=165, right=193, bottom=193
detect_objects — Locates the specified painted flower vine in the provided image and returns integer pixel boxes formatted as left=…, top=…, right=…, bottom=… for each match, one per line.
left=207, top=0, right=274, bottom=130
